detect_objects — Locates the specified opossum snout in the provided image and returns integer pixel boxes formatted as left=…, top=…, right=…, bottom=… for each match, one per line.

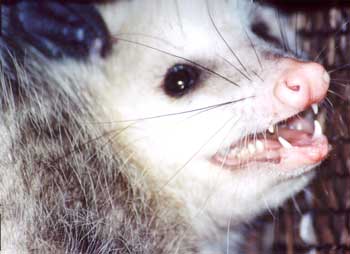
left=274, top=59, right=330, bottom=111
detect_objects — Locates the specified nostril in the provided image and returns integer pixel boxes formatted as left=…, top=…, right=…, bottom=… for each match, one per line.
left=274, top=78, right=309, bottom=111
left=285, top=81, right=301, bottom=92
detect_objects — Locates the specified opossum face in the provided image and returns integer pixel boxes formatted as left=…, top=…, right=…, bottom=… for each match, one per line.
left=93, top=0, right=329, bottom=226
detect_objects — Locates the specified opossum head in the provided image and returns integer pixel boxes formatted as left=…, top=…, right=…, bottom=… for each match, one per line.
left=59, top=0, right=330, bottom=231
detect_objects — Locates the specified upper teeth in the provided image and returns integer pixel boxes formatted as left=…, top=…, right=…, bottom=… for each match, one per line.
left=225, top=117, right=323, bottom=158
left=255, top=140, right=264, bottom=152
left=278, top=136, right=293, bottom=148
left=248, top=143, right=256, bottom=154
left=224, top=140, right=265, bottom=159
left=277, top=120, right=323, bottom=149
left=311, top=104, right=319, bottom=114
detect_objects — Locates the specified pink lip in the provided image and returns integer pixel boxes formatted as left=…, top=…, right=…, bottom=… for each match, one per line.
left=210, top=112, right=329, bottom=171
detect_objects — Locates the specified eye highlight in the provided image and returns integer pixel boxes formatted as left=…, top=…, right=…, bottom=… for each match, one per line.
left=163, top=64, right=201, bottom=97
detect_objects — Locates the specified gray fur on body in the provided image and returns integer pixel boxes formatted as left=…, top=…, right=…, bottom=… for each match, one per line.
left=0, top=52, right=196, bottom=253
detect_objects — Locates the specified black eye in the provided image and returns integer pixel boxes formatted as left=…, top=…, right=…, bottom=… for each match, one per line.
left=163, top=64, right=200, bottom=97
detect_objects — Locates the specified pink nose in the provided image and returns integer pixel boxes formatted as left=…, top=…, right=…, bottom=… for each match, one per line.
left=274, top=59, right=330, bottom=111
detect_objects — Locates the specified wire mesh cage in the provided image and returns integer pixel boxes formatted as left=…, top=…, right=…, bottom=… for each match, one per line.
left=243, top=4, right=350, bottom=254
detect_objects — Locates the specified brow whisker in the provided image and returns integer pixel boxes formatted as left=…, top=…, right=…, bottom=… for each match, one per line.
left=114, top=37, right=241, bottom=87
left=205, top=0, right=250, bottom=76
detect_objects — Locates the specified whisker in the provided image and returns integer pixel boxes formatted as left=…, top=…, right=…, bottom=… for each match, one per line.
left=210, top=116, right=243, bottom=178
left=53, top=123, right=135, bottom=163
left=330, top=78, right=350, bottom=82
left=205, top=0, right=250, bottom=76
left=328, top=89, right=349, bottom=101
left=314, top=18, right=350, bottom=62
left=243, top=27, right=263, bottom=71
left=251, top=69, right=264, bottom=82
left=295, top=12, right=300, bottom=57
left=115, top=32, right=176, bottom=48
left=316, top=43, right=344, bottom=65
left=158, top=114, right=240, bottom=191
left=292, top=195, right=302, bottom=216
left=114, top=37, right=241, bottom=87
left=330, top=81, right=350, bottom=88
left=226, top=214, right=233, bottom=254
left=320, top=101, right=333, bottom=121
left=325, top=97, right=334, bottom=109
left=179, top=117, right=242, bottom=234
left=87, top=97, right=254, bottom=124
left=182, top=101, right=236, bottom=123
left=328, top=63, right=350, bottom=74
left=263, top=196, right=276, bottom=220
left=276, top=10, right=289, bottom=53
left=219, top=55, right=252, bottom=82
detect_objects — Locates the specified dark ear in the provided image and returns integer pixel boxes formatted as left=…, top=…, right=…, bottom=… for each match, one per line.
left=249, top=3, right=297, bottom=52
left=1, top=0, right=112, bottom=60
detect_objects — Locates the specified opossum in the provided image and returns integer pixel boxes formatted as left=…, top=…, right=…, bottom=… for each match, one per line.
left=0, top=1, right=330, bottom=253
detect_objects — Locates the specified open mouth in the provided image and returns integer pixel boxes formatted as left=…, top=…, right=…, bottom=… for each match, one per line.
left=212, top=104, right=329, bottom=170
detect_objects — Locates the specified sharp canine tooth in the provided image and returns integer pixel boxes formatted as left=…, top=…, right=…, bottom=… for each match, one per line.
left=313, top=120, right=323, bottom=138
left=311, top=103, right=319, bottom=115
left=256, top=140, right=264, bottom=152
left=278, top=136, right=293, bottom=148
left=268, top=125, right=275, bottom=133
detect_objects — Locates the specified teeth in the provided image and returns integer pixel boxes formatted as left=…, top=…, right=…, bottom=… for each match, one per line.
left=311, top=103, right=319, bottom=115
left=268, top=125, right=275, bottom=134
left=230, top=148, right=238, bottom=156
left=248, top=143, right=256, bottom=154
left=227, top=140, right=265, bottom=159
left=239, top=148, right=249, bottom=158
left=313, top=120, right=323, bottom=138
left=278, top=136, right=293, bottom=149
left=296, top=122, right=304, bottom=131
left=256, top=140, right=265, bottom=152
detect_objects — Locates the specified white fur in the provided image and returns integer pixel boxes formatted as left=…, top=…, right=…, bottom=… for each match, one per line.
left=1, top=1, right=323, bottom=253
left=96, top=1, right=317, bottom=251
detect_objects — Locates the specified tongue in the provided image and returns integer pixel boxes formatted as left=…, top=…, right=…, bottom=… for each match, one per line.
left=212, top=127, right=328, bottom=170
left=212, top=134, right=328, bottom=170
left=277, top=128, right=314, bottom=146
left=285, top=111, right=315, bottom=134
left=212, top=110, right=329, bottom=170
left=277, top=111, right=316, bottom=146
left=279, top=135, right=328, bottom=170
